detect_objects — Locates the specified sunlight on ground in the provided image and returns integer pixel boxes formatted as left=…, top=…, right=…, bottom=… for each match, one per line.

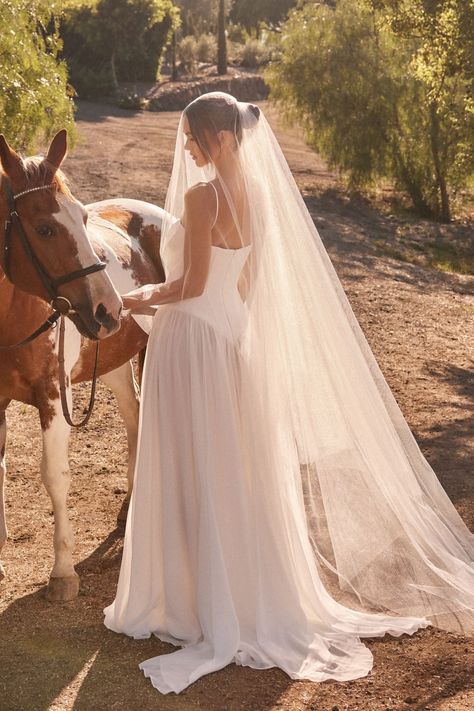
left=49, top=649, right=99, bottom=710
left=435, top=689, right=474, bottom=710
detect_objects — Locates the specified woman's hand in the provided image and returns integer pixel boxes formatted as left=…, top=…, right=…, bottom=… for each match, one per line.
left=121, top=285, right=159, bottom=312
left=122, top=294, right=149, bottom=311
left=122, top=303, right=157, bottom=316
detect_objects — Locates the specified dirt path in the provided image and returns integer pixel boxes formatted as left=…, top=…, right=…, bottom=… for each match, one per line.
left=0, top=101, right=473, bottom=711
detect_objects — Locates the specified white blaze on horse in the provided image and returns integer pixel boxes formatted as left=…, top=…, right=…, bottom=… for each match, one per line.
left=0, top=130, right=166, bottom=601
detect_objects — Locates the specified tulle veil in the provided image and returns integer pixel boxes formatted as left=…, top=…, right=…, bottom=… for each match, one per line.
left=144, top=91, right=474, bottom=636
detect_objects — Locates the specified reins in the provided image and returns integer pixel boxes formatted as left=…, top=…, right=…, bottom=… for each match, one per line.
left=0, top=178, right=107, bottom=427
left=57, top=314, right=100, bottom=428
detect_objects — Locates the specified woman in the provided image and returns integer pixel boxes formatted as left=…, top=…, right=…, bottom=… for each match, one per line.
left=103, top=92, right=474, bottom=694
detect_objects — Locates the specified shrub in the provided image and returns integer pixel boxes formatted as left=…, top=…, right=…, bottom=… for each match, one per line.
left=227, top=23, right=249, bottom=44
left=239, top=38, right=271, bottom=67
left=66, top=60, right=115, bottom=99
left=265, top=0, right=473, bottom=221
left=115, top=90, right=150, bottom=110
left=60, top=0, right=179, bottom=96
left=178, top=35, right=198, bottom=73
left=196, top=33, right=217, bottom=64
left=0, top=0, right=75, bottom=151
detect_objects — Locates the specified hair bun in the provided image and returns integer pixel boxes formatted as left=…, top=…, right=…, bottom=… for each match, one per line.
left=248, top=103, right=260, bottom=120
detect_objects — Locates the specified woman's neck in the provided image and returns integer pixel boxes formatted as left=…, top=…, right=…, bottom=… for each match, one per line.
left=212, top=153, right=243, bottom=187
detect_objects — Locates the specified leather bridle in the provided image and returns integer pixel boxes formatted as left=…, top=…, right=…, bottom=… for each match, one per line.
left=2, top=178, right=106, bottom=314
left=0, top=178, right=108, bottom=427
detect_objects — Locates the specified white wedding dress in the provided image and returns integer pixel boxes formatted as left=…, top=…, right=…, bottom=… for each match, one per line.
left=103, top=204, right=430, bottom=694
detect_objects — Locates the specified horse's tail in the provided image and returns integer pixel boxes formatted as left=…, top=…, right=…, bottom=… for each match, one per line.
left=137, top=347, right=147, bottom=388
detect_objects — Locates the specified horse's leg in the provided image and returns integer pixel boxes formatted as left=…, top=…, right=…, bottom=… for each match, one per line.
left=0, top=398, right=10, bottom=581
left=100, top=360, right=140, bottom=529
left=40, top=318, right=81, bottom=600
left=40, top=396, right=79, bottom=601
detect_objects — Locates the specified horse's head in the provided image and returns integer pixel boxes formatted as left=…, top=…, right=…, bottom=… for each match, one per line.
left=0, top=130, right=122, bottom=340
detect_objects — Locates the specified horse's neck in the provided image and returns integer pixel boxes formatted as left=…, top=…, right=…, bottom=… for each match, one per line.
left=0, top=276, right=47, bottom=323
left=0, top=288, right=15, bottom=348
left=0, top=276, right=15, bottom=318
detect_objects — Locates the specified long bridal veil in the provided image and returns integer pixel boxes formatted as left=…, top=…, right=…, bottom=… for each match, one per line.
left=158, top=92, right=474, bottom=636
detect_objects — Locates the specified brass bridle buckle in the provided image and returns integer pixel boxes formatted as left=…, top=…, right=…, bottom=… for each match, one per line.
left=51, top=296, right=77, bottom=316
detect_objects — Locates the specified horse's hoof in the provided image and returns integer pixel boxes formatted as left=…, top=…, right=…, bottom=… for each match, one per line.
left=116, top=496, right=131, bottom=527
left=45, top=573, right=79, bottom=602
left=0, top=561, right=5, bottom=581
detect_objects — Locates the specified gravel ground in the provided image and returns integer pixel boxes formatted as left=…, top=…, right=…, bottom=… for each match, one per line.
left=0, top=100, right=473, bottom=711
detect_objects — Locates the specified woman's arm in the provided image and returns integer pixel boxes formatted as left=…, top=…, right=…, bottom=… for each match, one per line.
left=122, top=183, right=216, bottom=310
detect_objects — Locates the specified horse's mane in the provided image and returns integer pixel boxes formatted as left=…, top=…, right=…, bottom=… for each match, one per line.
left=20, top=156, right=73, bottom=199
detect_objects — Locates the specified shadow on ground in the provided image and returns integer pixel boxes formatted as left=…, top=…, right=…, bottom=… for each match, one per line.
left=0, top=530, right=292, bottom=711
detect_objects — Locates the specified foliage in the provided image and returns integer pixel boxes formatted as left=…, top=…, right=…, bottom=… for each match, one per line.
left=60, top=0, right=179, bottom=97
left=237, top=38, right=271, bottom=67
left=369, top=0, right=474, bottom=220
left=0, top=0, right=75, bottom=152
left=178, top=35, right=198, bottom=73
left=196, top=33, right=217, bottom=63
left=230, top=0, right=296, bottom=32
left=266, top=0, right=474, bottom=221
left=115, top=90, right=150, bottom=110
left=173, top=0, right=220, bottom=35
left=227, top=22, right=250, bottom=44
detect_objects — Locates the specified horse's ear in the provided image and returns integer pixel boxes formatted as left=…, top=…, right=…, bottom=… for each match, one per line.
left=44, top=129, right=68, bottom=172
left=0, top=135, right=23, bottom=179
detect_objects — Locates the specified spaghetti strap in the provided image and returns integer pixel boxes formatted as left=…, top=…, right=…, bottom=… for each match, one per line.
left=209, top=181, right=219, bottom=228
left=209, top=180, right=248, bottom=247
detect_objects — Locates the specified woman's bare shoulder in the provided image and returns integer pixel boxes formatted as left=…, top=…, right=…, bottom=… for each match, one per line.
left=184, top=181, right=215, bottom=201
left=184, top=182, right=216, bottom=223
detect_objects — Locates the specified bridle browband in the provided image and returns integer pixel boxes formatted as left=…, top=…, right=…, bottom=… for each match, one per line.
left=2, top=178, right=106, bottom=310
left=0, top=177, right=108, bottom=427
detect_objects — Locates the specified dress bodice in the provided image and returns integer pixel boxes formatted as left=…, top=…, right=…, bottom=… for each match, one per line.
left=159, top=219, right=252, bottom=343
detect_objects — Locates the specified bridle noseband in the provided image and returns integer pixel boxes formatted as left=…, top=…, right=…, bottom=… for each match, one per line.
left=2, top=178, right=106, bottom=314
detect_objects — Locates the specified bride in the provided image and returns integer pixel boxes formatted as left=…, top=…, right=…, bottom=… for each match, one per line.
left=103, top=91, right=474, bottom=694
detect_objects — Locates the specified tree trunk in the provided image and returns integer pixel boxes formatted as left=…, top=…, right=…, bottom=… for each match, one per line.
left=171, top=30, right=178, bottom=81
left=217, top=0, right=227, bottom=75
left=391, top=105, right=432, bottom=218
left=110, top=52, right=119, bottom=92
left=429, top=101, right=451, bottom=223
left=392, top=142, right=433, bottom=218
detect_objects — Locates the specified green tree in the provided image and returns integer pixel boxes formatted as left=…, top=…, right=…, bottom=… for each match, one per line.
left=369, top=0, right=474, bottom=220
left=60, top=0, right=179, bottom=96
left=265, top=0, right=473, bottom=221
left=0, top=0, right=75, bottom=151
left=174, top=0, right=217, bottom=35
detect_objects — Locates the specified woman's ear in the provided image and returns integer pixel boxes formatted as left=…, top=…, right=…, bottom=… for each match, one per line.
left=218, top=130, right=237, bottom=153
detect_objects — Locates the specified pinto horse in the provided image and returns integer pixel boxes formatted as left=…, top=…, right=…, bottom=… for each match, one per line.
left=0, top=131, right=165, bottom=601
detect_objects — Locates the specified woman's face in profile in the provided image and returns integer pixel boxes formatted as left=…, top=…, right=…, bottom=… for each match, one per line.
left=183, top=116, right=213, bottom=167
left=183, top=115, right=238, bottom=167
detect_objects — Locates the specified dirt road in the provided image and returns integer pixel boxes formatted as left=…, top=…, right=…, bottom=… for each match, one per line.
left=0, top=101, right=473, bottom=711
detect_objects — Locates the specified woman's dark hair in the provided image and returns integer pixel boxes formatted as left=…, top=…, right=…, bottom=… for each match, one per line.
left=183, top=93, right=260, bottom=157
left=248, top=104, right=260, bottom=121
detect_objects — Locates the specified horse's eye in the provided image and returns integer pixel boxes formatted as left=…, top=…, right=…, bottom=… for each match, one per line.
left=36, top=224, right=54, bottom=238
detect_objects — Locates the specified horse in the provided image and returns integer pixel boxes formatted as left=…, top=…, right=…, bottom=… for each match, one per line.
left=0, top=130, right=166, bottom=601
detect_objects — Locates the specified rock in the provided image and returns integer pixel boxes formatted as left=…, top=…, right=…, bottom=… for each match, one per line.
left=147, top=73, right=269, bottom=111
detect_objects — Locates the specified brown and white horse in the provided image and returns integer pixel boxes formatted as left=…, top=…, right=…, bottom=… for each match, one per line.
left=0, top=131, right=165, bottom=601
